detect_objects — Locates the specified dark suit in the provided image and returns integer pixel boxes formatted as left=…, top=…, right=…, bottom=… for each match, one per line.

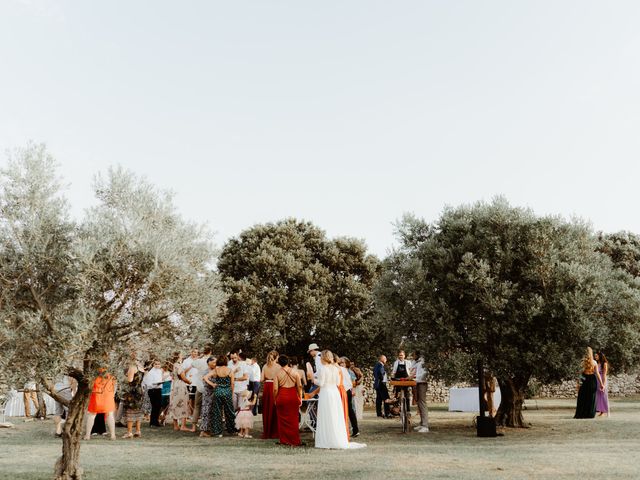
left=373, top=362, right=390, bottom=417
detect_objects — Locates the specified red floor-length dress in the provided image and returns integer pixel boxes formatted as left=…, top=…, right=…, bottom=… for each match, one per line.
left=276, top=386, right=301, bottom=446
left=337, top=371, right=350, bottom=441
left=261, top=380, right=279, bottom=439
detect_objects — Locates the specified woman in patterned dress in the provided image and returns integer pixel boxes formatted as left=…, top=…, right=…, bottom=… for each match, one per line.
left=121, top=362, right=145, bottom=438
left=209, top=353, right=236, bottom=437
left=198, top=356, right=217, bottom=437
left=166, top=352, right=193, bottom=431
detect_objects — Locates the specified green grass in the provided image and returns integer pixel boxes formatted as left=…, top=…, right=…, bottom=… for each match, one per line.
left=1, top=399, right=638, bottom=479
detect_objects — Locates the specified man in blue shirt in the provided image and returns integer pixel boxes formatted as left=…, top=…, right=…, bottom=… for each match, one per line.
left=374, top=355, right=391, bottom=418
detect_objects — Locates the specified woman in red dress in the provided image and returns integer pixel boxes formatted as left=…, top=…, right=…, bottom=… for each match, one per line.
left=273, top=355, right=302, bottom=446
left=260, top=350, right=280, bottom=439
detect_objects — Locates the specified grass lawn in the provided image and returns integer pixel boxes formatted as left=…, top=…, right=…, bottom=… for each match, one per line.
left=1, top=399, right=638, bottom=479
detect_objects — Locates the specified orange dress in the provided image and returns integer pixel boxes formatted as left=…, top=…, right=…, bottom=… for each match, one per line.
left=337, top=370, right=350, bottom=441
left=88, top=373, right=116, bottom=414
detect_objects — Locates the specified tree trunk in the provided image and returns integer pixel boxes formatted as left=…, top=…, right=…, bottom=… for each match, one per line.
left=495, top=376, right=529, bottom=428
left=54, top=379, right=91, bottom=480
left=35, top=388, right=47, bottom=418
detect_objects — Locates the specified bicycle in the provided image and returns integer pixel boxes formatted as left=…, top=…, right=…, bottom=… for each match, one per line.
left=389, top=379, right=416, bottom=433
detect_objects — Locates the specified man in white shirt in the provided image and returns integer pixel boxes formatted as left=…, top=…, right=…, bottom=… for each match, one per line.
left=249, top=357, right=261, bottom=415
left=143, top=360, right=164, bottom=427
left=306, top=343, right=322, bottom=396
left=23, top=380, right=39, bottom=419
left=190, top=346, right=212, bottom=430
left=411, top=350, right=429, bottom=433
left=228, top=350, right=251, bottom=410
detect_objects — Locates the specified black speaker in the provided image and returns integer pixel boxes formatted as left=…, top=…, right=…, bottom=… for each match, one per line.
left=476, top=416, right=497, bottom=437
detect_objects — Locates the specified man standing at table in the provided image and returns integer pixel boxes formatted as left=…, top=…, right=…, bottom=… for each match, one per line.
left=411, top=350, right=429, bottom=432
left=374, top=355, right=391, bottom=418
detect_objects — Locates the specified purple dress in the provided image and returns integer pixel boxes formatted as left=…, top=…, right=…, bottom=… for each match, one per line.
left=595, top=364, right=609, bottom=413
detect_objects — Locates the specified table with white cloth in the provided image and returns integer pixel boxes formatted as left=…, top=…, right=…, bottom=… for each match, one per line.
left=448, top=387, right=501, bottom=412
left=2, top=389, right=60, bottom=417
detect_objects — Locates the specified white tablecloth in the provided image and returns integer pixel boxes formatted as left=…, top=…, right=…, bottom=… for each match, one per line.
left=448, top=387, right=501, bottom=412
left=2, top=389, right=59, bottom=417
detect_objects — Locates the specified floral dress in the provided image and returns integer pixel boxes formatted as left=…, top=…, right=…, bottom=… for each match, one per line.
left=198, top=375, right=216, bottom=432
left=166, top=364, right=191, bottom=422
left=122, top=370, right=144, bottom=422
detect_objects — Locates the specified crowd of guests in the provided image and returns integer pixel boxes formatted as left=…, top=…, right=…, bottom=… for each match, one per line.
left=574, top=347, right=611, bottom=419
left=44, top=344, right=612, bottom=447
left=66, top=342, right=381, bottom=448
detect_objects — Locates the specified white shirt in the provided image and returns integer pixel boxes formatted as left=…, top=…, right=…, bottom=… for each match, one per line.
left=182, top=356, right=199, bottom=383
left=191, top=357, right=209, bottom=393
left=314, top=352, right=323, bottom=375
left=228, top=360, right=250, bottom=392
left=340, top=366, right=353, bottom=391
left=412, top=358, right=427, bottom=383
left=143, top=367, right=163, bottom=389
left=250, top=362, right=261, bottom=383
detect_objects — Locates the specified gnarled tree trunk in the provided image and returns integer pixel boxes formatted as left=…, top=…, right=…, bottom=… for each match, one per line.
left=35, top=388, right=47, bottom=419
left=495, top=375, right=530, bottom=428
left=54, top=378, right=91, bottom=480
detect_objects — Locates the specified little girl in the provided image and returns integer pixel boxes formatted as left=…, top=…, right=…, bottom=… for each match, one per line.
left=235, top=390, right=257, bottom=438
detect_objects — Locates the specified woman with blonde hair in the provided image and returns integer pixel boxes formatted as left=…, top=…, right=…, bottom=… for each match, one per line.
left=314, top=350, right=365, bottom=449
left=574, top=347, right=603, bottom=419
left=261, top=350, right=280, bottom=439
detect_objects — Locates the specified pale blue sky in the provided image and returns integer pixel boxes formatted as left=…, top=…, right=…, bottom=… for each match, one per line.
left=1, top=1, right=639, bottom=257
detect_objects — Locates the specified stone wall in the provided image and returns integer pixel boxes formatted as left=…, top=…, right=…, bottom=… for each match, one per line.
left=537, top=372, right=640, bottom=399
left=360, top=370, right=640, bottom=405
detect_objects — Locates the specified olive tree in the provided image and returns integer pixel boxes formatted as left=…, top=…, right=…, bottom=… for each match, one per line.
left=216, top=219, right=380, bottom=362
left=375, top=198, right=640, bottom=427
left=0, top=144, right=220, bottom=479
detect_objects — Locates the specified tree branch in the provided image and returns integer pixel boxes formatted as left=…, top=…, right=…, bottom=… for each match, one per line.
left=41, top=378, right=71, bottom=407
left=29, top=284, right=55, bottom=332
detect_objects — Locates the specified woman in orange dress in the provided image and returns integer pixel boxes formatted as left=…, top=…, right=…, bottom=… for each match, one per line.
left=334, top=354, right=350, bottom=441
left=84, top=369, right=117, bottom=440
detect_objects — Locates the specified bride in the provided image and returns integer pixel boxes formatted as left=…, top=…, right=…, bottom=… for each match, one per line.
left=314, top=350, right=366, bottom=449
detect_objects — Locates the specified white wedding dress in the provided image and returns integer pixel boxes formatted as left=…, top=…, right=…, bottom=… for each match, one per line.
left=315, top=365, right=366, bottom=450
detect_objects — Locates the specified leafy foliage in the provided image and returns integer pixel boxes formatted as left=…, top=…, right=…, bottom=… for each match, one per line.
left=375, top=198, right=640, bottom=426
left=216, top=219, right=380, bottom=362
left=0, top=144, right=221, bottom=479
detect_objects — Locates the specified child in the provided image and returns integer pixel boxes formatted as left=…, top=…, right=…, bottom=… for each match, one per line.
left=235, top=390, right=257, bottom=438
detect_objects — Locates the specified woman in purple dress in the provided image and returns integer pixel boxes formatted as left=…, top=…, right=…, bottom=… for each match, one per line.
left=595, top=352, right=610, bottom=417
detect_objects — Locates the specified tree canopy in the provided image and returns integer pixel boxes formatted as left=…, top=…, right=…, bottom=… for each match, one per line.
left=0, top=144, right=221, bottom=480
left=375, top=198, right=640, bottom=427
left=216, top=219, right=380, bottom=362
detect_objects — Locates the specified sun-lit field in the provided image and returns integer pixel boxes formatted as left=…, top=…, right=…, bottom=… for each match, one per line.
left=1, top=399, right=638, bottom=480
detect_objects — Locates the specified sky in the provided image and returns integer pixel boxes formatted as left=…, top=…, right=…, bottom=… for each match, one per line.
left=1, top=1, right=639, bottom=258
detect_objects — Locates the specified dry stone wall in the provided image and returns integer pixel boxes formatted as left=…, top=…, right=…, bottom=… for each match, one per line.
left=360, top=369, right=640, bottom=405
left=537, top=372, right=640, bottom=399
